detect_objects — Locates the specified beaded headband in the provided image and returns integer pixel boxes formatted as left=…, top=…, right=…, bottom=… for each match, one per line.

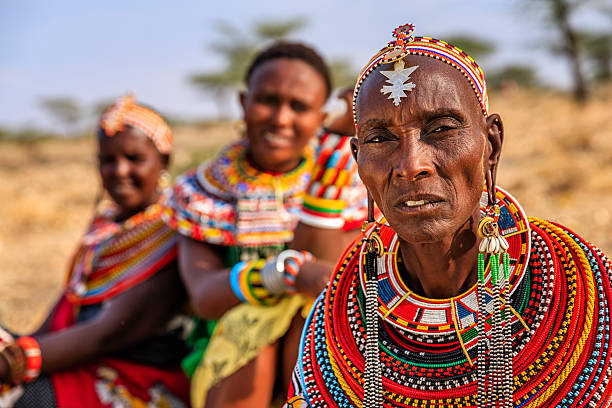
left=99, top=94, right=172, bottom=154
left=353, top=24, right=489, bottom=127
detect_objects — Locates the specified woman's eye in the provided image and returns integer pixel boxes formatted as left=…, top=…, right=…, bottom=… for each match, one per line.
left=433, top=126, right=452, bottom=133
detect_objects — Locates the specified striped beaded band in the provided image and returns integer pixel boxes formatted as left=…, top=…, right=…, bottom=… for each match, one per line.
left=229, top=259, right=280, bottom=306
left=16, top=337, right=41, bottom=382
left=353, top=24, right=489, bottom=128
left=99, top=93, right=173, bottom=154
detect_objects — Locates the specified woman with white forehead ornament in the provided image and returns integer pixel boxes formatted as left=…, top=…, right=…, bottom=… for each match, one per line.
left=284, top=24, right=612, bottom=408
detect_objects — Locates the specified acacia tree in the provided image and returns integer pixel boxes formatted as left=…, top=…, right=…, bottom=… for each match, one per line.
left=190, top=17, right=307, bottom=117
left=190, top=17, right=357, bottom=117
left=39, top=97, right=82, bottom=137
left=526, top=0, right=593, bottom=102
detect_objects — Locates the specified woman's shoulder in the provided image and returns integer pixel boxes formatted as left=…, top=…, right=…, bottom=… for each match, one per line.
left=159, top=142, right=247, bottom=246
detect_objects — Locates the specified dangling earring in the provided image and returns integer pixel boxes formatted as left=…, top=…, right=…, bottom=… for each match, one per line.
left=476, top=170, right=512, bottom=408
left=158, top=170, right=171, bottom=191
left=363, top=190, right=383, bottom=408
left=234, top=120, right=247, bottom=139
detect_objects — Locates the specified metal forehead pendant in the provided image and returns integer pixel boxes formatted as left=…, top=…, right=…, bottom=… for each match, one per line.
left=379, top=60, right=418, bottom=106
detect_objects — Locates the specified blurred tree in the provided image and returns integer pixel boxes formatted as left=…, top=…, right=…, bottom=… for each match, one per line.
left=39, top=97, right=82, bottom=136
left=190, top=17, right=357, bottom=117
left=525, top=0, right=591, bottom=102
left=444, top=36, right=495, bottom=61
left=328, top=60, right=357, bottom=89
left=190, top=17, right=307, bottom=117
left=487, top=65, right=540, bottom=90
left=582, top=32, right=612, bottom=83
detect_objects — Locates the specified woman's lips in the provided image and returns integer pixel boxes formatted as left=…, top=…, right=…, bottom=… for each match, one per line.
left=393, top=195, right=445, bottom=213
left=263, top=131, right=292, bottom=148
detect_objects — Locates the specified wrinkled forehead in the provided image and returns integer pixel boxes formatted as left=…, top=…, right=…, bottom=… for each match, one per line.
left=355, top=55, right=482, bottom=128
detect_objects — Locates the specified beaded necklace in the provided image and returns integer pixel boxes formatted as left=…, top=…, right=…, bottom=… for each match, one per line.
left=162, top=140, right=313, bottom=258
left=66, top=203, right=177, bottom=305
left=287, top=188, right=612, bottom=407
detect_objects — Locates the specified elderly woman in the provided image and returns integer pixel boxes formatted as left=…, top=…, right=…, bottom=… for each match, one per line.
left=0, top=95, right=189, bottom=407
left=285, top=25, right=612, bottom=407
left=163, top=42, right=367, bottom=408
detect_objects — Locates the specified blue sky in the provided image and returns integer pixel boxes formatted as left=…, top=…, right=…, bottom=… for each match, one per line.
left=1, top=1, right=608, bottom=131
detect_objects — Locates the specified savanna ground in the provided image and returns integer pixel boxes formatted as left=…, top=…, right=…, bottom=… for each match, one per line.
left=1, top=87, right=611, bottom=334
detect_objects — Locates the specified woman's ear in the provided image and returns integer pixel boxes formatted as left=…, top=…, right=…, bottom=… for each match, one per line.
left=485, top=114, right=503, bottom=204
left=160, top=153, right=170, bottom=170
left=239, top=91, right=247, bottom=116
left=350, top=137, right=359, bottom=162
left=486, top=113, right=503, bottom=171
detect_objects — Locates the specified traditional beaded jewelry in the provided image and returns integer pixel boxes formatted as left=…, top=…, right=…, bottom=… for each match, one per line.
left=284, top=186, right=612, bottom=406
left=352, top=24, right=489, bottom=132
left=15, top=337, right=41, bottom=382
left=229, top=259, right=280, bottom=306
left=275, top=249, right=315, bottom=295
left=476, top=202, right=512, bottom=408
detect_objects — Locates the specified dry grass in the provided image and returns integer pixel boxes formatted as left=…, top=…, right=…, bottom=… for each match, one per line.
left=1, top=87, right=612, bottom=334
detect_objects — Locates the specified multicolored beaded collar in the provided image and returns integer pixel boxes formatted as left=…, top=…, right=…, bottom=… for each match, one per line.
left=162, top=140, right=313, bottom=250
left=286, top=187, right=612, bottom=407
left=352, top=24, right=489, bottom=128
left=66, top=203, right=177, bottom=305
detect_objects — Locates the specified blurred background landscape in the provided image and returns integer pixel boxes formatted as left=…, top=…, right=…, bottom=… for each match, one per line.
left=1, top=0, right=611, bottom=333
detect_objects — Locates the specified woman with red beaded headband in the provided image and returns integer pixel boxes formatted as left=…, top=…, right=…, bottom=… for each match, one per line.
left=0, top=94, right=191, bottom=407
left=284, top=24, right=612, bottom=408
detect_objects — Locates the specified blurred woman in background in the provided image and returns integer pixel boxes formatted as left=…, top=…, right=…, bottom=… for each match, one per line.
left=163, top=42, right=368, bottom=408
left=0, top=94, right=189, bottom=407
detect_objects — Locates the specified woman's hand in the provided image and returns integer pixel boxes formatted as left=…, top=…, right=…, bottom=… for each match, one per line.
left=33, top=263, right=184, bottom=374
left=0, top=353, right=9, bottom=383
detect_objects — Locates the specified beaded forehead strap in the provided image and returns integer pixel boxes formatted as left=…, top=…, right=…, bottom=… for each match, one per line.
left=99, top=93, right=172, bottom=154
left=353, top=24, right=489, bottom=128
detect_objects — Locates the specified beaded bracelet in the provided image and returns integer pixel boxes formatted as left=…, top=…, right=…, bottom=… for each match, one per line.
left=229, top=259, right=280, bottom=306
left=279, top=250, right=314, bottom=294
left=259, top=250, right=315, bottom=295
left=16, top=337, right=41, bottom=382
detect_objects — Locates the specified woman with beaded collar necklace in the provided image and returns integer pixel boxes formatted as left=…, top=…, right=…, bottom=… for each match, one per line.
left=284, top=24, right=612, bottom=408
left=163, top=41, right=369, bottom=407
left=0, top=94, right=190, bottom=407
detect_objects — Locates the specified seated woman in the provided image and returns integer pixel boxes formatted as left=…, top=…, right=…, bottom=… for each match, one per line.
left=286, top=24, right=612, bottom=407
left=0, top=94, right=190, bottom=407
left=162, top=42, right=368, bottom=408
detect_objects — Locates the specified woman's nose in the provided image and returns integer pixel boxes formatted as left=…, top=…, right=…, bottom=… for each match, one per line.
left=113, top=157, right=130, bottom=177
left=270, top=103, right=293, bottom=128
left=392, top=137, right=435, bottom=181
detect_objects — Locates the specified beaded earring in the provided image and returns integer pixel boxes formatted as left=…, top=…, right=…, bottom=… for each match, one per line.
left=157, top=170, right=171, bottom=191
left=362, top=191, right=383, bottom=408
left=476, top=174, right=513, bottom=408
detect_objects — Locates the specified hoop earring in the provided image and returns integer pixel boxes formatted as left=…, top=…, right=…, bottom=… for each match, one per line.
left=158, top=170, right=171, bottom=191
left=234, top=120, right=246, bottom=139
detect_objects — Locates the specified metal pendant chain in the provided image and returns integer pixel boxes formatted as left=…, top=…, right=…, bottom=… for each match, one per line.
left=363, top=226, right=383, bottom=408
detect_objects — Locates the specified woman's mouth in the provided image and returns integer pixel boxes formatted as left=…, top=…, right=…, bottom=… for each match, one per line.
left=263, top=131, right=292, bottom=148
left=394, top=196, right=445, bottom=213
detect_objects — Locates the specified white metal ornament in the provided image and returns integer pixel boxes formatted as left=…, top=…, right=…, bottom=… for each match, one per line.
left=379, top=60, right=419, bottom=106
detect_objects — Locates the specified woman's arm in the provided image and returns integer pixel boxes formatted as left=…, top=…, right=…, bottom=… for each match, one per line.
left=0, top=262, right=184, bottom=380
left=178, top=236, right=241, bottom=320
left=290, top=223, right=359, bottom=298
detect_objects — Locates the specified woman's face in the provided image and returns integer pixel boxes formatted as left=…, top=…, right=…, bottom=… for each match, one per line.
left=354, top=55, right=498, bottom=243
left=98, top=126, right=166, bottom=218
left=241, top=57, right=327, bottom=173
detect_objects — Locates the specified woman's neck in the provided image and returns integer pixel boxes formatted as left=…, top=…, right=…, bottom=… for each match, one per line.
left=397, top=215, right=480, bottom=299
